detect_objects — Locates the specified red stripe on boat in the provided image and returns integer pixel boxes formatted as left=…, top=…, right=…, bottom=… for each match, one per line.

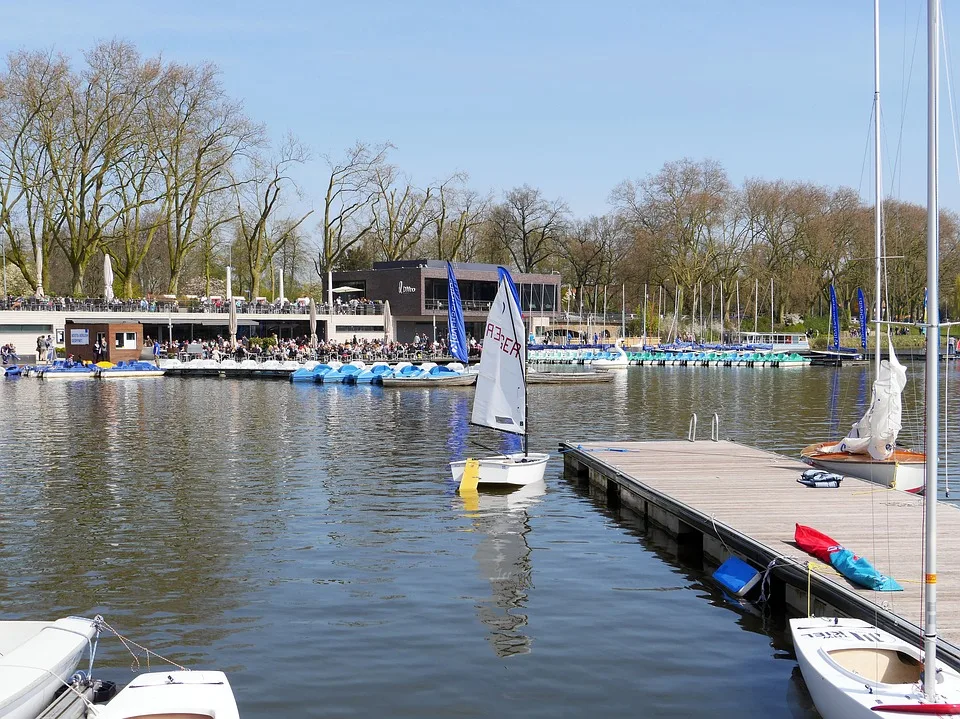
left=870, top=704, right=960, bottom=714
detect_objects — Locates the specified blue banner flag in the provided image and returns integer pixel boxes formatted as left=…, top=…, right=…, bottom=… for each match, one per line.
left=446, top=262, right=469, bottom=363
left=857, top=288, right=867, bottom=351
left=497, top=266, right=522, bottom=318
left=829, top=285, right=840, bottom=351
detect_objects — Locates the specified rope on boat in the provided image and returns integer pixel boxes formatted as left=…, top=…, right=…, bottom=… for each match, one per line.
left=99, top=618, right=189, bottom=672
left=0, top=664, right=102, bottom=716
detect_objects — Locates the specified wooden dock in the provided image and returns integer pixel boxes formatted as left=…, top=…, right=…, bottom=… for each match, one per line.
left=561, top=439, right=960, bottom=667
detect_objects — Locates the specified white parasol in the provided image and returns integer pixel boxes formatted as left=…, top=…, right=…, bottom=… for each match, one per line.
left=103, top=254, right=115, bottom=303
left=309, top=297, right=318, bottom=348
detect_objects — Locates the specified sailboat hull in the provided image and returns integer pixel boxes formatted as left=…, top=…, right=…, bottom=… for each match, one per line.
left=790, top=617, right=960, bottom=718
left=450, top=452, right=550, bottom=486
left=800, top=443, right=925, bottom=494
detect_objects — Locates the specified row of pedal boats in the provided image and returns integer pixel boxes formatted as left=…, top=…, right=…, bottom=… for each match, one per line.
left=291, top=360, right=476, bottom=386
left=4, top=360, right=165, bottom=379
left=529, top=347, right=811, bottom=367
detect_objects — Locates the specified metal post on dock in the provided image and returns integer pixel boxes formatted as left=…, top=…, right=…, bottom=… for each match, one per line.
left=688, top=413, right=698, bottom=442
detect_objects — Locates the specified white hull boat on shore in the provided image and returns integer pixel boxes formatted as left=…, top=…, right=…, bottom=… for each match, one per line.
left=0, top=616, right=98, bottom=719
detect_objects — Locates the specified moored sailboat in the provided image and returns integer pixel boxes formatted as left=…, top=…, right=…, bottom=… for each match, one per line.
left=450, top=269, right=549, bottom=487
left=801, top=5, right=926, bottom=493
left=790, top=1, right=960, bottom=714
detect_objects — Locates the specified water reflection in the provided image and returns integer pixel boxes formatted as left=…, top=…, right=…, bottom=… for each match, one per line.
left=462, top=481, right=544, bottom=658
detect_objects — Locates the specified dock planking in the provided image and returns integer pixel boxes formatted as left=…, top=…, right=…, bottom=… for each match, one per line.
left=561, top=439, right=960, bottom=664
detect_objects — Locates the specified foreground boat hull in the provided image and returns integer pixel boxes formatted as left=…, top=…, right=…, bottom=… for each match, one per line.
left=0, top=616, right=98, bottom=719
left=790, top=617, right=960, bottom=718
left=800, top=443, right=925, bottom=493
left=96, top=670, right=239, bottom=719
left=450, top=452, right=550, bottom=486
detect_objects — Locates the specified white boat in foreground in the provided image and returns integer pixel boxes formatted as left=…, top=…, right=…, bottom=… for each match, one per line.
left=96, top=670, right=240, bottom=719
left=791, top=617, right=960, bottom=717
left=0, top=616, right=98, bottom=719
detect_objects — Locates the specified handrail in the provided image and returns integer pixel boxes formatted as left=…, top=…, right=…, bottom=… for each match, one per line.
left=711, top=413, right=720, bottom=442
left=688, top=413, right=698, bottom=442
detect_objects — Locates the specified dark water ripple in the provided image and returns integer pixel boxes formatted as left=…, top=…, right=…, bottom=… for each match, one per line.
left=0, top=364, right=955, bottom=717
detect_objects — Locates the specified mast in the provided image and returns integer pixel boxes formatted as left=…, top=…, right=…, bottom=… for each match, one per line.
left=923, top=0, right=939, bottom=700
left=874, top=0, right=883, bottom=379
left=642, top=284, right=647, bottom=344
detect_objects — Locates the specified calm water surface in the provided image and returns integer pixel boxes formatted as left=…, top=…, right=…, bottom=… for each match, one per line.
left=0, top=364, right=955, bottom=717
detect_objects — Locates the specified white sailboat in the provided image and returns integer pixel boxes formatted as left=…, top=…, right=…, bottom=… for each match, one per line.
left=801, top=339, right=925, bottom=493
left=801, top=0, right=926, bottom=494
left=450, top=273, right=549, bottom=487
left=791, top=1, right=960, bottom=714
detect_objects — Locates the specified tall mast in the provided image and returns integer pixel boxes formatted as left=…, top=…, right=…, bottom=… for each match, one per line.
left=923, top=0, right=940, bottom=700
left=874, top=0, right=883, bottom=379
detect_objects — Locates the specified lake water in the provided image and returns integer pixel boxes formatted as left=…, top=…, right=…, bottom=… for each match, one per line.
left=0, top=364, right=954, bottom=717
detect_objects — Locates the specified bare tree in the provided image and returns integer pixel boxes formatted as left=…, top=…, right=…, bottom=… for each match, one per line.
left=487, top=185, right=567, bottom=272
left=0, top=49, right=70, bottom=293
left=151, top=61, right=262, bottom=294
left=428, top=174, right=488, bottom=261
left=314, top=141, right=391, bottom=276
left=369, top=165, right=434, bottom=261
left=611, top=158, right=733, bottom=310
left=234, top=136, right=312, bottom=298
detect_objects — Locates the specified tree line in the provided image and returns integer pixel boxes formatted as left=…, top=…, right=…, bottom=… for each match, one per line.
left=1, top=42, right=957, bottom=323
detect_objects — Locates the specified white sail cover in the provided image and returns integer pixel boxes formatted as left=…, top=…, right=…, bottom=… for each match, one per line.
left=823, top=339, right=906, bottom=459
left=472, top=278, right=526, bottom=435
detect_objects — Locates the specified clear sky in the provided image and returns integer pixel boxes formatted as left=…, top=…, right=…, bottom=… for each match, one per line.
left=1, top=0, right=958, bottom=217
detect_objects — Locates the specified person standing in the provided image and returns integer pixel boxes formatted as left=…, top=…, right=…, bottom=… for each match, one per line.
left=153, top=338, right=161, bottom=366
left=36, top=335, right=45, bottom=365
left=45, top=335, right=54, bottom=363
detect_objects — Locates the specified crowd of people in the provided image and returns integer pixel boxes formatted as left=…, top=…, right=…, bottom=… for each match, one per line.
left=0, top=293, right=384, bottom=316
left=155, top=332, right=480, bottom=364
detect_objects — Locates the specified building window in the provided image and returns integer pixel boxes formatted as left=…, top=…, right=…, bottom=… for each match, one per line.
left=335, top=325, right=384, bottom=332
left=114, top=332, right=137, bottom=349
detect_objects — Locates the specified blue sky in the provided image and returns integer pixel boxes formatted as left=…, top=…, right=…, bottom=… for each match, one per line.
left=1, top=1, right=957, bottom=216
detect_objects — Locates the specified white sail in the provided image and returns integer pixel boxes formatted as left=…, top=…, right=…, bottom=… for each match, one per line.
left=823, top=338, right=906, bottom=460
left=472, top=278, right=526, bottom=435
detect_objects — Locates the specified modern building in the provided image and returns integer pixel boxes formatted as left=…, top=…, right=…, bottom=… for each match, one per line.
left=332, top=260, right=562, bottom=343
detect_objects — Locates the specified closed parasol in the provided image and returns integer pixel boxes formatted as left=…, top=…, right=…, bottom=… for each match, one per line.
left=309, top=297, right=318, bottom=348
left=103, top=254, right=115, bottom=303
left=383, top=299, right=393, bottom=343
left=228, top=298, right=238, bottom=349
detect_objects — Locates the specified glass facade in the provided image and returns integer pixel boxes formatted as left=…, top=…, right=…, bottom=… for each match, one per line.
left=426, top=278, right=559, bottom=313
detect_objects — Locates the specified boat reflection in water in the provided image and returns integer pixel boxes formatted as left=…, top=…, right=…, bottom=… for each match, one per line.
left=461, top=480, right=545, bottom=658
